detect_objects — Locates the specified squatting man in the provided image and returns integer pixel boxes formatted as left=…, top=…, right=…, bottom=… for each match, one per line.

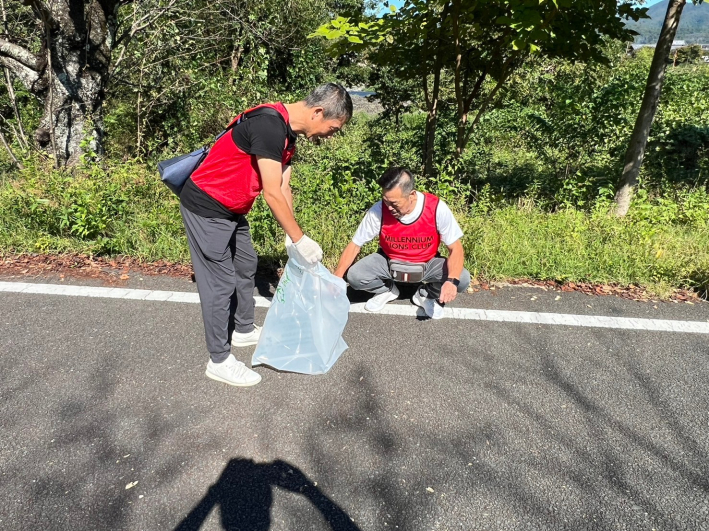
left=334, top=167, right=471, bottom=318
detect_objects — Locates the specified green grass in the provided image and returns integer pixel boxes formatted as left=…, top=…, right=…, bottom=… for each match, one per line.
left=0, top=158, right=707, bottom=298
left=459, top=207, right=708, bottom=296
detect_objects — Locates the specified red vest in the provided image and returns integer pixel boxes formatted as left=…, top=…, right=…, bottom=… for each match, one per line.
left=190, top=102, right=295, bottom=214
left=380, top=193, right=440, bottom=262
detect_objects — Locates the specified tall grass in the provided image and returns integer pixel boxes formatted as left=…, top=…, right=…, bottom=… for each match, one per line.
left=0, top=156, right=707, bottom=297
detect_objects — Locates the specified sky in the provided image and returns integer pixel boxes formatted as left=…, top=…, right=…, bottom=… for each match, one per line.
left=384, top=0, right=665, bottom=9
left=377, top=0, right=666, bottom=17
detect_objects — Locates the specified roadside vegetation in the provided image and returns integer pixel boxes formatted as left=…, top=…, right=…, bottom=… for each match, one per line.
left=0, top=1, right=707, bottom=298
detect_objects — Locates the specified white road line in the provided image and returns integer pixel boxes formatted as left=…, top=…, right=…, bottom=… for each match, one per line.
left=1, top=281, right=708, bottom=334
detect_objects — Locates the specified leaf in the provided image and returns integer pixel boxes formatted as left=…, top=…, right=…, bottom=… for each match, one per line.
left=125, top=481, right=138, bottom=490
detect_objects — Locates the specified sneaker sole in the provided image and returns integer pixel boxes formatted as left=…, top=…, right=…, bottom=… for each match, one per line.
left=412, top=294, right=439, bottom=319
left=365, top=295, right=399, bottom=312
left=205, top=369, right=261, bottom=387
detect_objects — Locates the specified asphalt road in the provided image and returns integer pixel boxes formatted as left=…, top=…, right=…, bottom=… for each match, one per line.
left=1, top=274, right=708, bottom=531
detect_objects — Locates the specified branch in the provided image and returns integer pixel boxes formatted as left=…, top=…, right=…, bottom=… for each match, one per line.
left=460, top=50, right=523, bottom=149
left=3, top=67, right=29, bottom=148
left=463, top=68, right=511, bottom=146
left=96, top=0, right=128, bottom=13
left=0, top=125, right=23, bottom=170
left=131, top=0, right=179, bottom=35
left=463, top=66, right=488, bottom=115
left=21, top=0, right=56, bottom=26
left=0, top=38, right=40, bottom=71
left=0, top=55, right=40, bottom=90
left=115, top=0, right=179, bottom=46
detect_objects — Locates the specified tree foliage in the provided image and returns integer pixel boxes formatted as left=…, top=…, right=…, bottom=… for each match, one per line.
left=313, top=0, right=647, bottom=175
left=0, top=0, right=357, bottom=166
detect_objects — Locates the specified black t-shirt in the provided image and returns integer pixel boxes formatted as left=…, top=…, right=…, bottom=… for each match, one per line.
left=180, top=113, right=296, bottom=220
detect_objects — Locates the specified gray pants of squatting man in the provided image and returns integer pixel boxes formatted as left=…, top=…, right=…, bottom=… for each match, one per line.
left=346, top=250, right=471, bottom=300
left=180, top=204, right=257, bottom=363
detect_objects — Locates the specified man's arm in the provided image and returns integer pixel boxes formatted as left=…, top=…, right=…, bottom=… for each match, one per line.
left=281, top=165, right=294, bottom=214
left=439, top=239, right=464, bottom=304
left=334, top=241, right=361, bottom=278
left=258, top=157, right=303, bottom=242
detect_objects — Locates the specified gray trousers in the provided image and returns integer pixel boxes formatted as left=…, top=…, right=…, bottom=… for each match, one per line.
left=346, top=251, right=471, bottom=300
left=180, top=205, right=257, bottom=363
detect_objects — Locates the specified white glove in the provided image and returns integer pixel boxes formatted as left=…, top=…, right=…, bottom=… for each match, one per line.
left=285, top=234, right=295, bottom=249
left=293, top=235, right=323, bottom=265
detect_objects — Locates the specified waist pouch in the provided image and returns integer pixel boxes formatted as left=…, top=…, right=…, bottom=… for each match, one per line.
left=389, top=260, right=425, bottom=283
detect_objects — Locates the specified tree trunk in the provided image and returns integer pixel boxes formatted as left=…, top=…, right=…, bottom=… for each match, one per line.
left=613, top=0, right=686, bottom=217
left=39, top=3, right=113, bottom=165
left=423, top=65, right=441, bottom=178
left=423, top=3, right=450, bottom=177
left=0, top=0, right=119, bottom=166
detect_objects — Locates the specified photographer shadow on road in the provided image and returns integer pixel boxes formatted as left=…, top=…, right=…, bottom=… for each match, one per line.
left=174, top=458, right=362, bottom=531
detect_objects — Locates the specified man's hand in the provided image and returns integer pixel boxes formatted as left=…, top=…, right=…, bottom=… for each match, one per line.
left=440, top=239, right=464, bottom=304
left=293, top=235, right=323, bottom=265
left=438, top=280, right=458, bottom=304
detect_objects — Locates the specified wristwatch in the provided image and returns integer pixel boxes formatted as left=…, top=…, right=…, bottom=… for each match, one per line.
left=445, top=278, right=460, bottom=287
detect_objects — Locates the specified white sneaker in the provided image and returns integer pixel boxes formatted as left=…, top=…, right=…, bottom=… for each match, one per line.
left=206, top=354, right=261, bottom=387
left=232, top=324, right=261, bottom=347
left=364, top=284, right=400, bottom=312
left=412, top=291, right=445, bottom=319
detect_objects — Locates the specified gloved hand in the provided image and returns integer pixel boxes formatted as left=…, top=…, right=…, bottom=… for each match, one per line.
left=293, top=235, right=323, bottom=265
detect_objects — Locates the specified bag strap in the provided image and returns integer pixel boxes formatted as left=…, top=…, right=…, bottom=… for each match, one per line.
left=223, top=105, right=295, bottom=152
left=216, top=106, right=285, bottom=141
left=235, top=106, right=284, bottom=127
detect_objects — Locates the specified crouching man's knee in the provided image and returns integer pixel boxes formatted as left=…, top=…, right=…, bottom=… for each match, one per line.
left=345, top=262, right=370, bottom=291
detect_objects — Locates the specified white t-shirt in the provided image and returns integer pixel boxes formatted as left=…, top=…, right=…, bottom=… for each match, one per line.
left=352, top=192, right=464, bottom=247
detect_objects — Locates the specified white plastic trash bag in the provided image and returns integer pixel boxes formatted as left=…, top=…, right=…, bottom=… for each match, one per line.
left=252, top=254, right=350, bottom=374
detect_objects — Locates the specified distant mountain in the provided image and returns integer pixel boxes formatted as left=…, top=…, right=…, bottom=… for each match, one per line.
left=626, top=0, right=709, bottom=44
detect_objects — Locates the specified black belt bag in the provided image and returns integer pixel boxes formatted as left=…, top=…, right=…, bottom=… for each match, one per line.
left=389, top=260, right=426, bottom=283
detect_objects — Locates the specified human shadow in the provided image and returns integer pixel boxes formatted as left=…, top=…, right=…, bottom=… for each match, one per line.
left=174, top=458, right=362, bottom=531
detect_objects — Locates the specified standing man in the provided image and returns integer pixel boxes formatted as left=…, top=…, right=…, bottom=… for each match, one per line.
left=180, top=84, right=352, bottom=387
left=334, top=167, right=470, bottom=319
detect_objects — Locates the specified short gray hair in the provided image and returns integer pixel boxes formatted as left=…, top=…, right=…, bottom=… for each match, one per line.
left=304, top=83, right=353, bottom=122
